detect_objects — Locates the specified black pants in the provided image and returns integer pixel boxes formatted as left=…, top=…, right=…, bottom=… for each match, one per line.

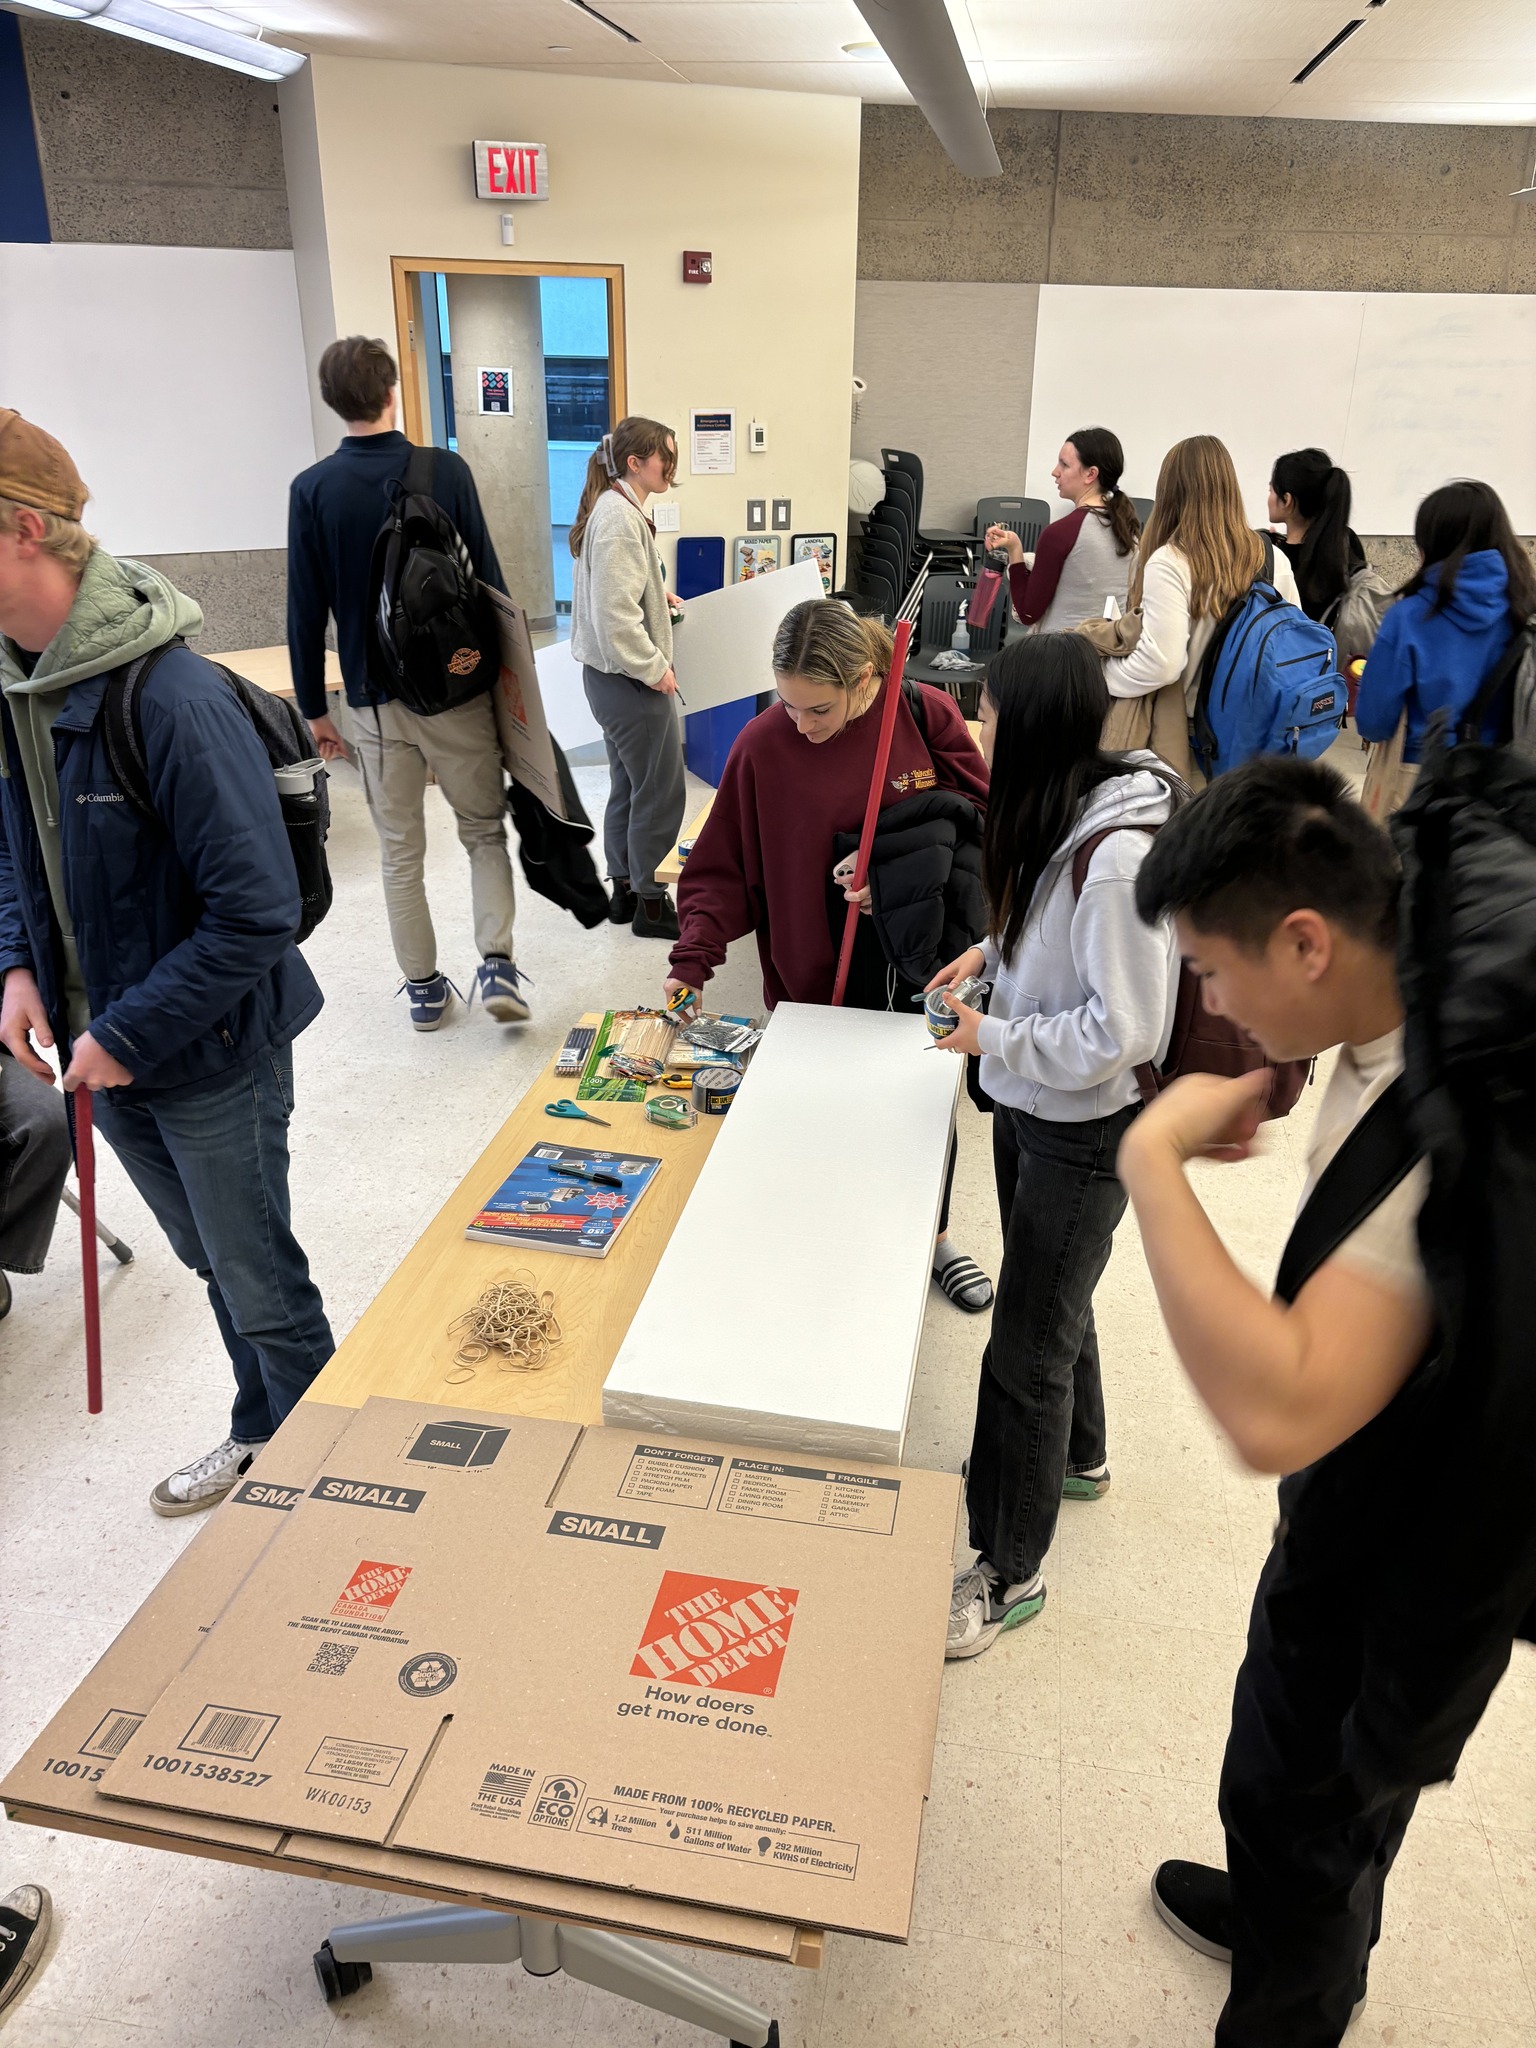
left=965, top=1100, right=1139, bottom=1581
left=0, top=1049, right=71, bottom=1274
left=1217, top=1535, right=1420, bottom=2047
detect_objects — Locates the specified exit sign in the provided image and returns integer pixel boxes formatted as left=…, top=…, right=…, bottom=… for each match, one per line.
left=473, top=140, right=549, bottom=201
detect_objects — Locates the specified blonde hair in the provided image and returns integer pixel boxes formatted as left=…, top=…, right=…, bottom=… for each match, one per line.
left=569, top=415, right=677, bottom=555
left=0, top=495, right=94, bottom=576
left=1131, top=435, right=1264, bottom=620
left=771, top=599, right=891, bottom=709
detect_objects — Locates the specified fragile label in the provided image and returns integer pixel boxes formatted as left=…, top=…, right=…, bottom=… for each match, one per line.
left=305, top=1736, right=409, bottom=1787
left=332, top=1559, right=412, bottom=1622
left=630, top=1572, right=798, bottom=1697
left=576, top=1797, right=858, bottom=1880
left=618, top=1444, right=723, bottom=1510
left=718, top=1459, right=899, bottom=1536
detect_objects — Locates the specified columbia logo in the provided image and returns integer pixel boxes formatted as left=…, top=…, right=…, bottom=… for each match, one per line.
left=77, top=791, right=124, bottom=804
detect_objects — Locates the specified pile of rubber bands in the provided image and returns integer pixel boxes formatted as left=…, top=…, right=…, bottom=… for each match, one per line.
left=446, top=1271, right=562, bottom=1380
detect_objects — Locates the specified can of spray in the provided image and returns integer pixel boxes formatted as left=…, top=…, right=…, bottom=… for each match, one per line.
left=922, top=975, right=989, bottom=1040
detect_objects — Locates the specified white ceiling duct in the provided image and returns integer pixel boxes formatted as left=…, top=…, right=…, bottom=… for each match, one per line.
left=850, top=0, right=1001, bottom=178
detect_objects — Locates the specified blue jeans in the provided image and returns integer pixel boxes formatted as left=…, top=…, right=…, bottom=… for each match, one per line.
left=93, top=1044, right=333, bottom=1442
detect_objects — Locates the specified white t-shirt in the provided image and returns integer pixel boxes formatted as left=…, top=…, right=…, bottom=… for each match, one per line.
left=1299, top=1026, right=1430, bottom=1302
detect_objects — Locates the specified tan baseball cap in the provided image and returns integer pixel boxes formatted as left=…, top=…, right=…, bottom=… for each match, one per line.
left=0, top=409, right=88, bottom=520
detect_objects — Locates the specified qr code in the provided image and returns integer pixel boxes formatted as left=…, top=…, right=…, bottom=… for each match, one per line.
left=307, top=1640, right=358, bottom=1678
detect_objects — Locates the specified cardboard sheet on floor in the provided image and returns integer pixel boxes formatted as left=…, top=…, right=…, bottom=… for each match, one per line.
left=0, top=1403, right=816, bottom=1965
left=603, top=1004, right=960, bottom=1464
left=97, top=1397, right=956, bottom=1940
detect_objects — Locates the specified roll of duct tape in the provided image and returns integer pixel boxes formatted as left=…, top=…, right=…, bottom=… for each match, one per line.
left=692, top=1066, right=743, bottom=1116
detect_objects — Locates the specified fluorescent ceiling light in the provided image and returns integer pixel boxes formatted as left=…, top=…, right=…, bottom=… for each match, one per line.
left=12, top=0, right=305, bottom=77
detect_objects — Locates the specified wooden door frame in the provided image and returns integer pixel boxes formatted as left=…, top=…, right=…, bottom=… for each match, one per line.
left=389, top=256, right=627, bottom=446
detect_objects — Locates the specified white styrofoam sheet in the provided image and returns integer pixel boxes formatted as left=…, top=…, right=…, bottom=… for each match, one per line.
left=603, top=1003, right=960, bottom=1465
left=670, top=556, right=825, bottom=714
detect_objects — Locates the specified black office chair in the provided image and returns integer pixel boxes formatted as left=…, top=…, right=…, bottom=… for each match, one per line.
left=976, top=494, right=1051, bottom=554
left=881, top=449, right=976, bottom=562
left=916, top=572, right=968, bottom=657
left=1130, top=496, right=1155, bottom=527
left=857, top=566, right=899, bottom=620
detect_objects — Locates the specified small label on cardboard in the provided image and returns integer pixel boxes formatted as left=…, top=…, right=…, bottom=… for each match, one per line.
left=630, top=1573, right=798, bottom=1697
left=717, top=1459, right=900, bottom=1536
left=306, top=1736, right=409, bottom=1787
left=617, top=1444, right=724, bottom=1510
left=231, top=1480, right=304, bottom=1512
left=472, top=1762, right=536, bottom=1821
left=332, top=1560, right=412, bottom=1622
left=575, top=1796, right=859, bottom=1880
left=547, top=1512, right=665, bottom=1551
left=528, top=1774, right=586, bottom=1828
left=310, top=1475, right=425, bottom=1514
left=404, top=1422, right=510, bottom=1469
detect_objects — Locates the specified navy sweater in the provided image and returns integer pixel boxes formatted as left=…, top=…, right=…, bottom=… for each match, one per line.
left=286, top=432, right=506, bottom=720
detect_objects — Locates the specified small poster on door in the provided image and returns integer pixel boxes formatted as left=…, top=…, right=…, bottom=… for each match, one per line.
left=478, top=368, right=513, bottom=415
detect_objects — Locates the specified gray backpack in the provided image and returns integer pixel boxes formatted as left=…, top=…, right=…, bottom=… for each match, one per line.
left=1322, top=564, right=1395, bottom=664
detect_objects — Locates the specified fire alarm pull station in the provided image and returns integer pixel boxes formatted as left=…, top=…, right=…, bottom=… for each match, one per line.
left=683, top=251, right=713, bottom=284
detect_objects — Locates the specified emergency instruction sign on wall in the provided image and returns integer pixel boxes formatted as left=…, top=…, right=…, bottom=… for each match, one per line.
left=473, top=141, right=549, bottom=201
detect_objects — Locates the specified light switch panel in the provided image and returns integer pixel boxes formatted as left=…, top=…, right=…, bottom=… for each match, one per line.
left=772, top=498, right=792, bottom=530
left=746, top=499, right=766, bottom=531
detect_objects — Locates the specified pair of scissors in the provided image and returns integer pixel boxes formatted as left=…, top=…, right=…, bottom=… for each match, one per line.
left=544, top=1098, right=611, bottom=1127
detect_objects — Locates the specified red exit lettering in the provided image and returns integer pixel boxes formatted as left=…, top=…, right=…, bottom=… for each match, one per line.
left=489, top=146, right=540, bottom=196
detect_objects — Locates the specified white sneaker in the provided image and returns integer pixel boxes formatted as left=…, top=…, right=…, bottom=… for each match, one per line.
left=946, top=1559, right=1047, bottom=1660
left=150, top=1435, right=267, bottom=1518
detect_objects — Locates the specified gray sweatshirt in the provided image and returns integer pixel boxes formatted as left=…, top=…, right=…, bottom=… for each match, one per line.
left=569, top=482, right=673, bottom=686
left=976, top=757, right=1180, bottom=1122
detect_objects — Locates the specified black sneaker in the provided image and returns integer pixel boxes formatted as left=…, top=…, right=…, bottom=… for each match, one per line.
left=0, top=1884, right=52, bottom=2015
left=632, top=894, right=680, bottom=941
left=607, top=881, right=637, bottom=926
left=1152, top=1860, right=1232, bottom=1960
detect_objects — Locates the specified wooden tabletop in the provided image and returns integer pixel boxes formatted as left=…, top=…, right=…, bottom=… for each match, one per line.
left=656, top=795, right=716, bottom=886
left=220, top=645, right=344, bottom=700
left=304, top=1015, right=724, bottom=1422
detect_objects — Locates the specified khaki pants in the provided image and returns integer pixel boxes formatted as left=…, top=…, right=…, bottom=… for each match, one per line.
left=347, top=693, right=517, bottom=983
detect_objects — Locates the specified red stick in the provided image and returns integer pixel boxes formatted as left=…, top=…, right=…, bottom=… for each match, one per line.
left=74, top=1086, right=103, bottom=1414
left=831, top=618, right=913, bottom=1007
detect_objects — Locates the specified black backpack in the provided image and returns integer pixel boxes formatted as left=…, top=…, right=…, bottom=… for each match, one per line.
left=102, top=642, right=333, bottom=944
left=367, top=447, right=499, bottom=716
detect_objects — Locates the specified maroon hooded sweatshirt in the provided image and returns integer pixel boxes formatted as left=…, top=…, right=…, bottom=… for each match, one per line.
left=669, top=678, right=989, bottom=1008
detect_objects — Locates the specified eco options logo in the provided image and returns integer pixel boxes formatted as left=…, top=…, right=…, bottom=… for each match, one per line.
left=630, top=1572, right=798, bottom=1698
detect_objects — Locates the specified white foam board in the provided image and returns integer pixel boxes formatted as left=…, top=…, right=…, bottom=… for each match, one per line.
left=603, top=1003, right=959, bottom=1464
left=670, top=557, right=826, bottom=714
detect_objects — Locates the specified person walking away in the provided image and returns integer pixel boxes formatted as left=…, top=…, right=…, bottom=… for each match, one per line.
left=665, top=598, right=995, bottom=1312
left=0, top=1047, right=71, bottom=1320
left=287, top=337, right=528, bottom=1033
left=0, top=411, right=334, bottom=1514
left=926, top=635, right=1180, bottom=1656
left=1102, top=436, right=1302, bottom=779
left=984, top=426, right=1140, bottom=631
left=568, top=417, right=686, bottom=940
left=1354, top=478, right=1535, bottom=817
left=1267, top=448, right=1365, bottom=624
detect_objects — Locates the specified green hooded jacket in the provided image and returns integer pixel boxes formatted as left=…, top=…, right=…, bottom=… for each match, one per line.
left=0, top=550, right=202, bottom=1034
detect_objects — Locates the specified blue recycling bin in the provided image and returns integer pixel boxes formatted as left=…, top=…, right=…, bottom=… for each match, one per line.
left=675, top=537, right=758, bottom=786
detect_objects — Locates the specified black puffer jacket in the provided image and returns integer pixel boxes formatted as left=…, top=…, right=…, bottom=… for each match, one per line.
left=828, top=788, right=987, bottom=1005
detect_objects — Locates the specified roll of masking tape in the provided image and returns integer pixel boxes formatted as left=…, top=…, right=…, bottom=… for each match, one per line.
left=645, top=1094, right=698, bottom=1131
left=692, top=1066, right=742, bottom=1116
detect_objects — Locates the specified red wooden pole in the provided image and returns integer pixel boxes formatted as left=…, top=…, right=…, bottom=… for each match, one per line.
left=830, top=618, right=913, bottom=1007
left=74, top=1085, right=103, bottom=1414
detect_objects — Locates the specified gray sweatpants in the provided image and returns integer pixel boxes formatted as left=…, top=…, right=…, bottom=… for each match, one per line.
left=0, top=1051, right=71, bottom=1274
left=581, top=666, right=686, bottom=899
left=348, top=693, right=517, bottom=983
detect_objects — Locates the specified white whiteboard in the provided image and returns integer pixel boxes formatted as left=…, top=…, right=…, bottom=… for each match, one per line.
left=1027, top=284, right=1536, bottom=534
left=670, top=556, right=825, bottom=713
left=0, top=243, right=316, bottom=555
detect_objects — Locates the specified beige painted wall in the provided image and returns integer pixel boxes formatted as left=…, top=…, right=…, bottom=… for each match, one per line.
left=860, top=106, right=1536, bottom=293
left=281, top=60, right=861, bottom=582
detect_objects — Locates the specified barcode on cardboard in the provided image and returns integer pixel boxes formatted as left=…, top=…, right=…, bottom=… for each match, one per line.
left=308, top=1640, right=359, bottom=1678
left=81, top=1709, right=143, bottom=1761
left=180, top=1704, right=280, bottom=1761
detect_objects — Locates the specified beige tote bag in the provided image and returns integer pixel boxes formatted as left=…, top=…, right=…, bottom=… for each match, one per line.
left=1360, top=715, right=1418, bottom=822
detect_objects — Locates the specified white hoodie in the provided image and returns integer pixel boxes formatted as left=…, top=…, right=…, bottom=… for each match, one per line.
left=975, top=757, right=1181, bottom=1122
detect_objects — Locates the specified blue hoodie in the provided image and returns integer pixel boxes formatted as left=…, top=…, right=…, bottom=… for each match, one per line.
left=1356, top=549, right=1516, bottom=763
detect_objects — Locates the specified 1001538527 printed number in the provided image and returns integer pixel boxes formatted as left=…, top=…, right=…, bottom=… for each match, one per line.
left=139, top=1756, right=271, bottom=1786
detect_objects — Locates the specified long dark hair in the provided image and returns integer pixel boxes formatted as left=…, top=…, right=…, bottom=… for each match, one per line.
left=1067, top=425, right=1140, bottom=557
left=1402, top=479, right=1536, bottom=623
left=982, top=634, right=1125, bottom=960
left=1271, top=447, right=1352, bottom=615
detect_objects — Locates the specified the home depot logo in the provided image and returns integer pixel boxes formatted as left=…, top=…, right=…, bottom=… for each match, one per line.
left=331, top=1559, right=412, bottom=1622
left=630, top=1572, right=799, bottom=1698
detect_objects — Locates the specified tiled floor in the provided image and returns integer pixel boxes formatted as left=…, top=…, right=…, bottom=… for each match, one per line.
left=2, top=751, right=1532, bottom=2047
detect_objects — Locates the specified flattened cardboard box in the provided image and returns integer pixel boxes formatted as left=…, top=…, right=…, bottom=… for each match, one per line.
left=101, top=1397, right=957, bottom=1939
left=0, top=1401, right=814, bottom=1966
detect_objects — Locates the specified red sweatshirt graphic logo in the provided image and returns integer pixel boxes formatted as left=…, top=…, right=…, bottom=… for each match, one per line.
left=630, top=1572, right=799, bottom=1697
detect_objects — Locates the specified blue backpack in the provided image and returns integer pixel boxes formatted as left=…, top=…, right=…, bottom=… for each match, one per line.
left=1191, top=537, right=1347, bottom=778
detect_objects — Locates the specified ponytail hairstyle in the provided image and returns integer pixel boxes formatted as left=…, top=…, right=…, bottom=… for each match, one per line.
left=1271, top=448, right=1352, bottom=614
left=1402, top=478, right=1536, bottom=624
left=771, top=597, right=892, bottom=714
left=1066, top=425, right=1140, bottom=557
left=569, top=414, right=677, bottom=556
left=1132, top=435, right=1264, bottom=620
left=981, top=633, right=1126, bottom=961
